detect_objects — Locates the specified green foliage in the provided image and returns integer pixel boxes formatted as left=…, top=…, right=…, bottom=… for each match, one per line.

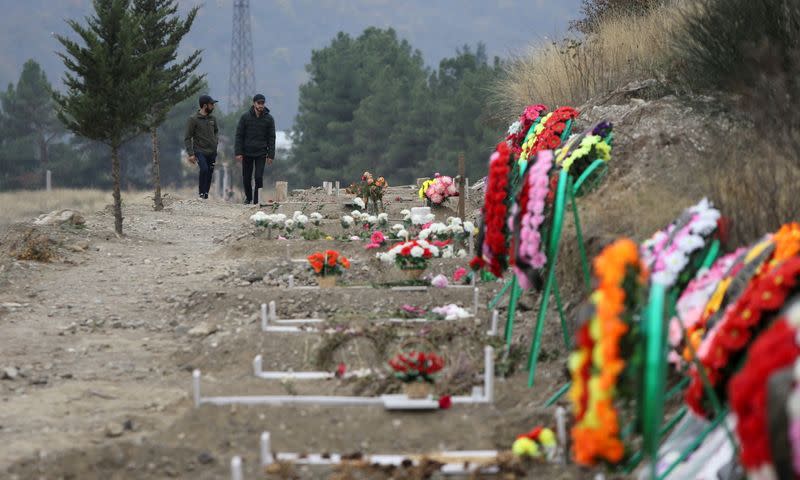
left=54, top=0, right=159, bottom=233
left=571, top=0, right=665, bottom=34
left=292, top=28, right=503, bottom=187
left=674, top=0, right=800, bottom=91
left=54, top=0, right=156, bottom=147
left=0, top=59, right=64, bottom=188
left=132, top=0, right=203, bottom=128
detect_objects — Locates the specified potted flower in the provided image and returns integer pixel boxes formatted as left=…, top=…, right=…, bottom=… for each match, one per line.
left=388, top=350, right=444, bottom=399
left=377, top=239, right=440, bottom=280
left=307, top=250, right=350, bottom=288
left=419, top=174, right=458, bottom=207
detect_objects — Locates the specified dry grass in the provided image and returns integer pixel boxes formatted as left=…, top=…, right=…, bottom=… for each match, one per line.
left=708, top=139, right=800, bottom=247
left=0, top=189, right=114, bottom=227
left=491, top=3, right=684, bottom=116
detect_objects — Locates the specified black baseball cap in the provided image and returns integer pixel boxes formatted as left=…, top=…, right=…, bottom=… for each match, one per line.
left=198, top=94, right=218, bottom=107
left=253, top=94, right=266, bottom=103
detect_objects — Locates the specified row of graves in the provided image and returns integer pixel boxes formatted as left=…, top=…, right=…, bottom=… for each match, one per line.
left=212, top=101, right=795, bottom=479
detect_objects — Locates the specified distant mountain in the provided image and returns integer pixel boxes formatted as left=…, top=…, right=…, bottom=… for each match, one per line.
left=0, top=0, right=580, bottom=128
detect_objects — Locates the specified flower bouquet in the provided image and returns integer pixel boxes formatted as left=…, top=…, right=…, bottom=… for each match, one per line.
left=377, top=239, right=440, bottom=280
left=307, top=250, right=350, bottom=288
left=640, top=198, right=721, bottom=291
left=419, top=174, right=459, bottom=207
left=568, top=238, right=648, bottom=466
left=388, top=350, right=445, bottom=398
left=350, top=172, right=388, bottom=214
left=553, top=121, right=612, bottom=187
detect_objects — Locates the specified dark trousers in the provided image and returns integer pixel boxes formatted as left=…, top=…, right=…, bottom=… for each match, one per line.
left=242, top=156, right=266, bottom=203
left=196, top=152, right=217, bottom=196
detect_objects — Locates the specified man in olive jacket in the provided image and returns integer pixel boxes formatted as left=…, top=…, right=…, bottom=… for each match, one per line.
left=235, top=94, right=276, bottom=204
left=184, top=94, right=219, bottom=199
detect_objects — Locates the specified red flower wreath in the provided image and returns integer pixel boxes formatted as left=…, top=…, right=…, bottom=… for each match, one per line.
left=530, top=106, right=579, bottom=156
left=728, top=317, right=800, bottom=470
left=478, top=141, right=513, bottom=276
left=686, top=256, right=800, bottom=416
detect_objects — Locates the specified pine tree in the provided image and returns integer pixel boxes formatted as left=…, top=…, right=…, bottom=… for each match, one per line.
left=132, top=0, right=203, bottom=211
left=1, top=60, right=62, bottom=174
left=54, top=0, right=157, bottom=234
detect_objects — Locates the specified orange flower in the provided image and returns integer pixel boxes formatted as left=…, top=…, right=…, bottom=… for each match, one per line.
left=325, top=250, right=339, bottom=267
left=307, top=252, right=325, bottom=274
left=339, top=256, right=351, bottom=269
left=569, top=238, right=645, bottom=467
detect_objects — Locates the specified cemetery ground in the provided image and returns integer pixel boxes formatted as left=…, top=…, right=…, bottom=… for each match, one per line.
left=0, top=84, right=726, bottom=479
left=0, top=186, right=588, bottom=479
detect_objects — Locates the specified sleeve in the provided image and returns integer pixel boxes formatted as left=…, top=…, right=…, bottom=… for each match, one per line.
left=234, top=115, right=245, bottom=156
left=184, top=117, right=194, bottom=156
left=267, top=115, right=276, bottom=159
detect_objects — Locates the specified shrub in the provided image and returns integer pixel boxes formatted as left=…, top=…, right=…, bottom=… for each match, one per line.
left=571, top=0, right=667, bottom=34
left=674, top=0, right=800, bottom=91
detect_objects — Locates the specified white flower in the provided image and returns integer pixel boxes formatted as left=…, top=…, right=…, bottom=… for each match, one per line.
left=675, top=234, right=704, bottom=252
left=417, top=239, right=431, bottom=249
left=429, top=246, right=440, bottom=257
left=367, top=215, right=378, bottom=225
left=456, top=249, right=467, bottom=258
left=292, top=210, right=303, bottom=220
left=464, top=221, right=475, bottom=233
left=431, top=274, right=449, bottom=288
left=310, top=212, right=323, bottom=225
left=391, top=223, right=404, bottom=232
left=418, top=229, right=431, bottom=240
left=410, top=246, right=424, bottom=258
left=250, top=211, right=269, bottom=223
left=441, top=246, right=453, bottom=259
left=424, top=213, right=435, bottom=224
left=377, top=213, right=389, bottom=225
left=397, top=229, right=409, bottom=240
left=378, top=251, right=397, bottom=263
left=507, top=120, right=522, bottom=136
left=353, top=197, right=365, bottom=209
left=341, top=215, right=354, bottom=227
left=284, top=219, right=296, bottom=230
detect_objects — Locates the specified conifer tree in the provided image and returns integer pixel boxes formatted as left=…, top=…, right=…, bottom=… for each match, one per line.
left=132, top=0, right=203, bottom=211
left=55, top=0, right=157, bottom=234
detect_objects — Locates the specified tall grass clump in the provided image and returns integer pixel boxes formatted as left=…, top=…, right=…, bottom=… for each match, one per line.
left=492, top=3, right=682, bottom=117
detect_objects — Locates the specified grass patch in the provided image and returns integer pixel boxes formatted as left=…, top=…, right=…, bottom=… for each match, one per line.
left=491, top=3, right=682, bottom=116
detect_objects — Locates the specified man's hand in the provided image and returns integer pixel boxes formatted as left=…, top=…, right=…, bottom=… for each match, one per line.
left=266, top=157, right=273, bottom=166
left=235, top=155, right=243, bottom=162
left=188, top=155, right=197, bottom=165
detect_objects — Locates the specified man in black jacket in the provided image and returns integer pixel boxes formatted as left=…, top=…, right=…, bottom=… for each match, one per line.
left=235, top=94, right=276, bottom=204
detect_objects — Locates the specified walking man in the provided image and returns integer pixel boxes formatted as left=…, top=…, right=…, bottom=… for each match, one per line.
left=185, top=94, right=219, bottom=199
left=235, top=94, right=276, bottom=204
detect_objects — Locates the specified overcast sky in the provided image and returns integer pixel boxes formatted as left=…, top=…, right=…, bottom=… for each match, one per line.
left=0, top=0, right=582, bottom=128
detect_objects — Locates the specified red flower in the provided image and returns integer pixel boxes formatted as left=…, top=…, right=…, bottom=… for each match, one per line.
left=438, top=395, right=452, bottom=409
left=470, top=256, right=486, bottom=271
left=729, top=318, right=800, bottom=469
left=335, top=363, right=347, bottom=378
left=481, top=142, right=513, bottom=276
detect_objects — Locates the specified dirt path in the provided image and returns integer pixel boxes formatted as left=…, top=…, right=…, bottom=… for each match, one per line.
left=0, top=191, right=587, bottom=479
left=0, top=196, right=250, bottom=467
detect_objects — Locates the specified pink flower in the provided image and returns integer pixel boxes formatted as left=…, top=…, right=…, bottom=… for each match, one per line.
left=431, top=194, right=444, bottom=204
left=365, top=242, right=381, bottom=250
left=431, top=274, right=449, bottom=288
left=453, top=267, right=467, bottom=282
left=370, top=231, right=386, bottom=245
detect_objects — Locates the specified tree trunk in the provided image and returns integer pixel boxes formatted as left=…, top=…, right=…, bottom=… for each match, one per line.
left=111, top=143, right=124, bottom=235
left=152, top=127, right=164, bottom=211
left=39, top=135, right=48, bottom=170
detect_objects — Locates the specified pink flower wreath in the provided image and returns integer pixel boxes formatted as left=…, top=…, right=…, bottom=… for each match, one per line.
left=511, top=150, right=554, bottom=290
